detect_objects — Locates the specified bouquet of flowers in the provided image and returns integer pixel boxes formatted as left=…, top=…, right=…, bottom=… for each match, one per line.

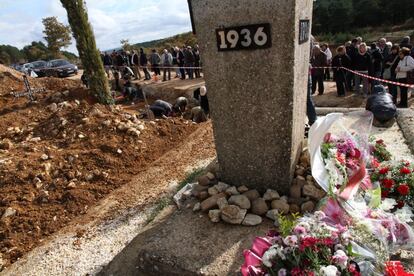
left=321, top=132, right=371, bottom=199
left=369, top=138, right=392, bottom=164
left=242, top=211, right=384, bottom=276
left=371, top=160, right=414, bottom=209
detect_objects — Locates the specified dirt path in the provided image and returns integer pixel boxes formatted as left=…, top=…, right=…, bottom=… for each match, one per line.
left=2, top=123, right=216, bottom=276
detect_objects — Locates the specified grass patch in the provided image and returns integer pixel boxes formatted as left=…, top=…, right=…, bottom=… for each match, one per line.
left=145, top=197, right=171, bottom=224
left=176, top=168, right=205, bottom=192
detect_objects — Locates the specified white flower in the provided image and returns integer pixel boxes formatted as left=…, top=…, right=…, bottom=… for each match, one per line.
left=296, top=222, right=311, bottom=232
left=395, top=206, right=414, bottom=223
left=314, top=211, right=326, bottom=220
left=332, top=250, right=348, bottom=268
left=278, top=268, right=287, bottom=276
left=262, top=245, right=286, bottom=267
left=320, top=265, right=339, bottom=276
left=283, top=235, right=298, bottom=247
left=379, top=198, right=397, bottom=212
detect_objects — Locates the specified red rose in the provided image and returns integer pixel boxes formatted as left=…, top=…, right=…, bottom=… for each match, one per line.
left=376, top=139, right=384, bottom=144
left=379, top=167, right=389, bottom=175
left=397, top=184, right=410, bottom=196
left=397, top=201, right=405, bottom=209
left=400, top=167, right=411, bottom=175
left=382, top=179, right=395, bottom=189
left=353, top=148, right=361, bottom=159
left=381, top=190, right=389, bottom=198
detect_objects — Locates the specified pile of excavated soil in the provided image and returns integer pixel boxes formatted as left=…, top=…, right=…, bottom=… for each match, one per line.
left=0, top=64, right=80, bottom=95
left=0, top=75, right=200, bottom=267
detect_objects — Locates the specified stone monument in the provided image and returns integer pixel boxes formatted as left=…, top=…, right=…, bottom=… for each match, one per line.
left=189, top=0, right=313, bottom=194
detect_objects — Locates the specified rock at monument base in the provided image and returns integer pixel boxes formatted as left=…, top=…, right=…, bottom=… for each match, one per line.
left=215, top=182, right=230, bottom=193
left=221, top=205, right=247, bottom=225
left=225, top=186, right=239, bottom=196
left=200, top=193, right=226, bottom=212
left=263, top=189, right=280, bottom=201
left=251, top=198, right=269, bottom=216
left=289, top=204, right=301, bottom=214
left=302, top=184, right=326, bottom=200
left=208, top=209, right=221, bottom=223
left=208, top=187, right=219, bottom=196
left=228, top=195, right=251, bottom=209
left=217, top=197, right=228, bottom=210
left=266, top=209, right=279, bottom=221
left=290, top=184, right=302, bottom=199
left=198, top=175, right=210, bottom=186
left=242, top=190, right=260, bottom=201
left=193, top=202, right=201, bottom=212
left=301, top=201, right=315, bottom=213
left=193, top=184, right=208, bottom=192
left=270, top=199, right=290, bottom=214
left=205, top=172, right=216, bottom=181
left=242, top=214, right=262, bottom=226
left=296, top=176, right=308, bottom=187
left=237, top=185, right=249, bottom=193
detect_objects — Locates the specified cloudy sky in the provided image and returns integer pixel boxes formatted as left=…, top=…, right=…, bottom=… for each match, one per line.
left=0, top=0, right=192, bottom=53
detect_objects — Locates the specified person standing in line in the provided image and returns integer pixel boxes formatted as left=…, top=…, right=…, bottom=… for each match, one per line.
left=161, top=49, right=173, bottom=81
left=395, top=47, right=414, bottom=108
left=171, top=47, right=180, bottom=78
left=310, top=45, right=327, bottom=95
left=400, top=36, right=413, bottom=50
left=139, top=48, right=151, bottom=80
left=384, top=45, right=401, bottom=103
left=150, top=49, right=161, bottom=76
left=178, top=46, right=186, bottom=80
left=378, top=38, right=390, bottom=73
left=321, top=43, right=332, bottom=81
left=131, top=50, right=142, bottom=80
left=184, top=46, right=195, bottom=79
left=369, top=43, right=384, bottom=88
left=193, top=44, right=201, bottom=78
left=353, top=43, right=371, bottom=97
left=332, top=46, right=351, bottom=97
left=346, top=39, right=359, bottom=91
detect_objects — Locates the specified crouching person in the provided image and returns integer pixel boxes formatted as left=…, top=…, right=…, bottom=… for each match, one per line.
left=366, top=85, right=397, bottom=127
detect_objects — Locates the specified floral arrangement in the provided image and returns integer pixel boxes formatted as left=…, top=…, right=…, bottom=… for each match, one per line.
left=321, top=133, right=370, bottom=199
left=242, top=211, right=383, bottom=276
left=371, top=160, right=414, bottom=209
left=369, top=138, right=392, bottom=164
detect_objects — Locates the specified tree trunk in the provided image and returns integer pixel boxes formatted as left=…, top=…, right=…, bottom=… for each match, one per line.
left=60, top=0, right=113, bottom=104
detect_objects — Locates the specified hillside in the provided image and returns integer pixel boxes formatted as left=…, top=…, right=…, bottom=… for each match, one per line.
left=132, top=32, right=197, bottom=52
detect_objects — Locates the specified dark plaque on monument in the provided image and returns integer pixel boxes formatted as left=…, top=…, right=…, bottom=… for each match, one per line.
left=215, top=23, right=272, bottom=51
left=299, top=20, right=310, bottom=45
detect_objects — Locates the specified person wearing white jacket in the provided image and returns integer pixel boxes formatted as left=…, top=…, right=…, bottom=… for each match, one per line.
left=395, top=47, right=414, bottom=108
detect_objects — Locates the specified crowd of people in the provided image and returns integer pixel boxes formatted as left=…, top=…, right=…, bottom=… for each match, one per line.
left=311, top=36, right=414, bottom=108
left=100, top=45, right=202, bottom=84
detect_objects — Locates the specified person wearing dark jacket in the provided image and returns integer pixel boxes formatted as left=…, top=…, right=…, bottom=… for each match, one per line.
left=193, top=45, right=201, bottom=78
left=353, top=43, right=371, bottom=97
left=369, top=43, right=383, bottom=88
left=103, top=52, right=112, bottom=78
left=178, top=46, right=186, bottom=80
left=400, top=36, right=413, bottom=50
left=131, top=50, right=142, bottom=80
left=139, top=48, right=151, bottom=80
left=310, top=45, right=328, bottom=95
left=384, top=44, right=400, bottom=103
left=346, top=39, right=359, bottom=90
left=184, top=46, right=195, bottom=79
left=332, top=46, right=351, bottom=97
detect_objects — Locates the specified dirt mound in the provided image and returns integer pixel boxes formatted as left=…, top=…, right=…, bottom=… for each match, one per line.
left=0, top=64, right=80, bottom=96
left=0, top=86, right=200, bottom=267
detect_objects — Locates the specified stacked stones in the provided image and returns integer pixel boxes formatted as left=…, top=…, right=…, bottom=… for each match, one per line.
left=191, top=149, right=327, bottom=226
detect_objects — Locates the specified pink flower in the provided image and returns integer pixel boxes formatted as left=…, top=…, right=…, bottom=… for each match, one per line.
left=293, top=226, right=307, bottom=235
left=323, top=133, right=332, bottom=143
left=332, top=250, right=348, bottom=268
